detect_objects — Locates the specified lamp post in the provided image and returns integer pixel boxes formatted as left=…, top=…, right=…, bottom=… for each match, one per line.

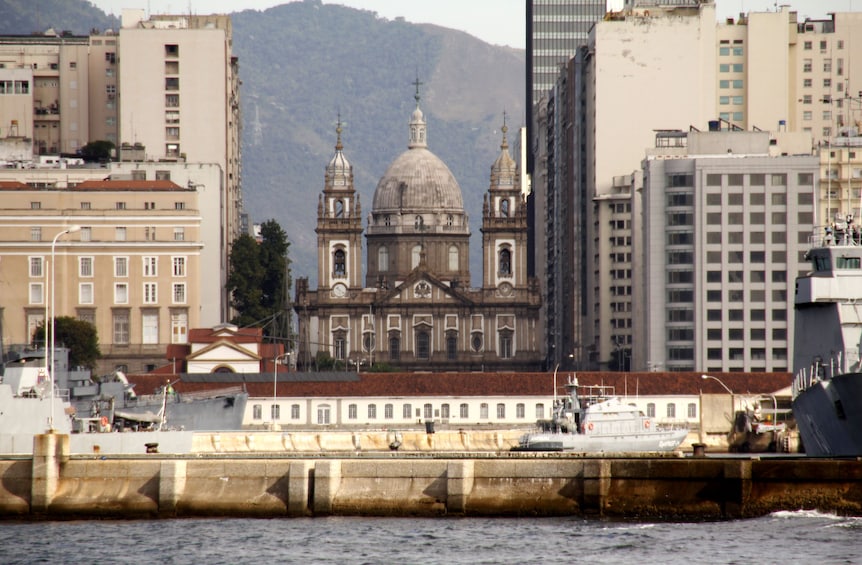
left=273, top=352, right=291, bottom=427
left=552, top=354, right=574, bottom=410
left=701, top=374, right=732, bottom=395
left=47, top=225, right=81, bottom=431
left=702, top=374, right=734, bottom=436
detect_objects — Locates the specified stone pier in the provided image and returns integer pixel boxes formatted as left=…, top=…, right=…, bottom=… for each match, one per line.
left=3, top=433, right=860, bottom=520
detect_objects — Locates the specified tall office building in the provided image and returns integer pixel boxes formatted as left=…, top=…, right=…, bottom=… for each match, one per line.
left=638, top=130, right=817, bottom=373
left=536, top=2, right=862, bottom=372
left=527, top=0, right=607, bottom=112
left=526, top=0, right=607, bottom=369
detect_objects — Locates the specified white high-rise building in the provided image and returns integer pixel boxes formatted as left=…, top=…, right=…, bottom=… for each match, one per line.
left=637, top=130, right=818, bottom=373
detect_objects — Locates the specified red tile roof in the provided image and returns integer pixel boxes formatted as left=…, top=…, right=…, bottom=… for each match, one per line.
left=0, top=181, right=30, bottom=190
left=123, top=371, right=792, bottom=399
left=74, top=180, right=184, bottom=191
left=187, top=326, right=264, bottom=343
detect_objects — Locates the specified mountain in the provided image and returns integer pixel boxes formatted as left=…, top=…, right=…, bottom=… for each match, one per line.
left=0, top=0, right=525, bottom=285
left=0, top=0, right=118, bottom=35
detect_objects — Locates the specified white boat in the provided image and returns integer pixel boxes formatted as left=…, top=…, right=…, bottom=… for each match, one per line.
left=514, top=378, right=688, bottom=453
left=791, top=219, right=862, bottom=457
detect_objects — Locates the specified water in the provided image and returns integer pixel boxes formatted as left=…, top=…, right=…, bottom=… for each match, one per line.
left=4, top=511, right=860, bottom=564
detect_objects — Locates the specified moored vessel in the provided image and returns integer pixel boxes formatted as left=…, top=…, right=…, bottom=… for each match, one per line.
left=514, top=378, right=688, bottom=453
left=792, top=219, right=862, bottom=456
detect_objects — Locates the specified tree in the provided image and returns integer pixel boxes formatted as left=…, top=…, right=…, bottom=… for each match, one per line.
left=226, top=233, right=267, bottom=327
left=259, top=219, right=292, bottom=341
left=33, top=317, right=101, bottom=371
left=78, top=140, right=115, bottom=162
left=225, top=220, right=293, bottom=337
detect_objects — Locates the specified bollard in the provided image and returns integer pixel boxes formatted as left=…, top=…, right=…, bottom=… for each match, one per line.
left=692, top=443, right=707, bottom=457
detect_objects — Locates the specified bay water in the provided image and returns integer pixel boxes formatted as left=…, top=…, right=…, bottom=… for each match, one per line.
left=4, top=510, right=860, bottom=564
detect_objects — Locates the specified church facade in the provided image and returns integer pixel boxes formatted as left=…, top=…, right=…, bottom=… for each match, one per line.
left=294, top=90, right=542, bottom=372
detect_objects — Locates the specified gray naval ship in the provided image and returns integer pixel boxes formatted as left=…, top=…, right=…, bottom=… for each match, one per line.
left=0, top=348, right=247, bottom=454
left=514, top=378, right=688, bottom=453
left=792, top=217, right=862, bottom=457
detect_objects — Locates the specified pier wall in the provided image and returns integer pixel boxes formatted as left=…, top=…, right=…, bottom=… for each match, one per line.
left=0, top=433, right=860, bottom=520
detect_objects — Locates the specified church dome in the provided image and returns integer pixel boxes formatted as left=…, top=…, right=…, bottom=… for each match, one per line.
left=372, top=147, right=464, bottom=212
left=371, top=86, right=465, bottom=214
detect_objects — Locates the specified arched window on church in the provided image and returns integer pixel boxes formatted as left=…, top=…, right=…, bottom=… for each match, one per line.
left=384, top=215, right=391, bottom=227
left=414, top=215, right=424, bottom=229
left=498, top=329, right=513, bottom=359
left=411, top=245, right=421, bottom=269
left=333, top=248, right=346, bottom=277
left=446, top=332, right=457, bottom=361
left=447, top=214, right=454, bottom=226
left=448, top=245, right=458, bottom=271
left=500, top=198, right=510, bottom=218
left=499, top=247, right=512, bottom=277
left=334, top=199, right=344, bottom=218
left=416, top=330, right=430, bottom=360
left=333, top=331, right=346, bottom=360
left=378, top=246, right=389, bottom=272
left=389, top=333, right=401, bottom=362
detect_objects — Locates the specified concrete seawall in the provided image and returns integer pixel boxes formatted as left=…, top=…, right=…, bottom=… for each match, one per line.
left=1, top=432, right=861, bottom=520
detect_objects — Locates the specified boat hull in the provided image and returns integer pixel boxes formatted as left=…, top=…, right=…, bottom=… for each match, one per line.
left=106, top=392, right=249, bottom=431
left=792, top=372, right=862, bottom=457
left=515, top=429, right=688, bottom=453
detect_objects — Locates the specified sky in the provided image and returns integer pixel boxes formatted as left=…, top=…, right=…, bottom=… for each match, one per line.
left=90, top=0, right=853, bottom=50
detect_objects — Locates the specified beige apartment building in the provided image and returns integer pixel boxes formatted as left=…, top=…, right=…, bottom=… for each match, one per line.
left=116, top=9, right=243, bottom=273
left=0, top=34, right=97, bottom=155
left=0, top=9, right=241, bottom=338
left=0, top=176, right=203, bottom=375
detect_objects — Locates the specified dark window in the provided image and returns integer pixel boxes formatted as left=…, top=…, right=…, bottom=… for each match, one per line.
left=499, top=248, right=512, bottom=276
left=333, top=249, right=346, bottom=275
left=389, top=334, right=400, bottom=362
left=416, top=330, right=430, bottom=360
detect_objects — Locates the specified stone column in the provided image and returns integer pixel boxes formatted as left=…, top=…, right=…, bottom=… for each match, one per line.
left=287, top=461, right=313, bottom=516
left=158, top=460, right=187, bottom=517
left=582, top=459, right=611, bottom=516
left=447, top=460, right=474, bottom=514
left=723, top=459, right=752, bottom=518
left=313, top=460, right=341, bottom=515
left=31, top=432, right=69, bottom=513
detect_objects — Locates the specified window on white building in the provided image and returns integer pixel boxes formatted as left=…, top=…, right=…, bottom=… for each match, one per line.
left=143, top=256, right=158, bottom=277
left=142, top=310, right=158, bottom=345
left=79, top=256, right=93, bottom=277
left=171, top=310, right=188, bottom=344
left=114, top=257, right=127, bottom=277
left=172, top=283, right=186, bottom=304
left=172, top=256, right=186, bottom=277
left=29, top=257, right=43, bottom=278
left=29, top=283, right=44, bottom=305
left=113, top=310, right=130, bottom=344
left=79, top=283, right=93, bottom=305
left=114, top=283, right=128, bottom=304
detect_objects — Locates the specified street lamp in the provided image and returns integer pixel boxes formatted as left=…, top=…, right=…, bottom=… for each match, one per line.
left=273, top=352, right=291, bottom=427
left=701, top=374, right=733, bottom=395
left=47, top=225, right=81, bottom=430
left=552, top=354, right=574, bottom=408
left=702, top=374, right=735, bottom=438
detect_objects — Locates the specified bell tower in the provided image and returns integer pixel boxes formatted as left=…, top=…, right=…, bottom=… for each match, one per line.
left=482, top=115, right=528, bottom=291
left=316, top=118, right=363, bottom=298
